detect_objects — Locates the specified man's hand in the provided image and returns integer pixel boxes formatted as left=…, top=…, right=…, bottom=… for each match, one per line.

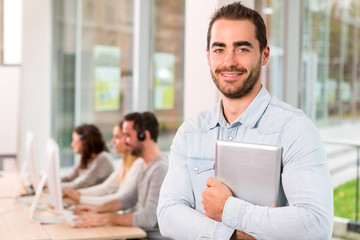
left=230, top=230, right=256, bottom=240
left=74, top=212, right=110, bottom=228
left=201, top=177, right=232, bottom=221
left=73, top=204, right=100, bottom=214
left=62, top=188, right=81, bottom=203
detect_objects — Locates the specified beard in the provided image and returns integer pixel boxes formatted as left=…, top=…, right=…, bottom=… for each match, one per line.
left=211, top=58, right=262, bottom=99
left=127, top=143, right=142, bottom=156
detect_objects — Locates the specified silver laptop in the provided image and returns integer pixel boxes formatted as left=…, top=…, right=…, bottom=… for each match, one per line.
left=215, top=140, right=282, bottom=207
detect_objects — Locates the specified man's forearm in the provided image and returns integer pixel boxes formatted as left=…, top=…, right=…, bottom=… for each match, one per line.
left=108, top=212, right=133, bottom=226
left=99, top=199, right=123, bottom=213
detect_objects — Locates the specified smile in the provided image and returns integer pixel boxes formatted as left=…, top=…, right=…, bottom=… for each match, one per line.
left=222, top=73, right=240, bottom=77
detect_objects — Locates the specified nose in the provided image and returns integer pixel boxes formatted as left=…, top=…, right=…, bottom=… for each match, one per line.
left=223, top=51, right=238, bottom=68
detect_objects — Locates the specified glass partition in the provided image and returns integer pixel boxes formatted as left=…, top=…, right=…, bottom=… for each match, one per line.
left=302, top=0, right=360, bottom=125
left=152, top=0, right=185, bottom=150
left=53, top=0, right=185, bottom=166
left=261, top=0, right=285, bottom=100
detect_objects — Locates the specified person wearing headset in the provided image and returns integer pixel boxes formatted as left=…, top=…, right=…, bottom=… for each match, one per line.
left=61, top=124, right=114, bottom=189
left=62, top=120, right=143, bottom=205
left=73, top=112, right=169, bottom=240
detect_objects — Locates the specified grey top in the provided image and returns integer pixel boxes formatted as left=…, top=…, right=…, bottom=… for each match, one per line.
left=61, top=151, right=114, bottom=189
left=118, top=154, right=169, bottom=239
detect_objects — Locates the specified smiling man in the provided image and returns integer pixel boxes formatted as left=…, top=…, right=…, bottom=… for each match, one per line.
left=157, top=2, right=333, bottom=240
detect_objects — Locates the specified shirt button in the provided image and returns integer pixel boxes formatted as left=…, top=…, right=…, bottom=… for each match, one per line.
left=195, top=167, right=199, bottom=172
left=228, top=136, right=233, bottom=140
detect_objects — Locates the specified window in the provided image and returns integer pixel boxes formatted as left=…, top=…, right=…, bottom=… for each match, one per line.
left=302, top=0, right=360, bottom=124
left=261, top=0, right=285, bottom=100
left=53, top=0, right=185, bottom=166
left=152, top=0, right=185, bottom=150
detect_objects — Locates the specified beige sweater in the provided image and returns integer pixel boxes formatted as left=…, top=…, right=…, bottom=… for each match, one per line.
left=61, top=151, right=114, bottom=189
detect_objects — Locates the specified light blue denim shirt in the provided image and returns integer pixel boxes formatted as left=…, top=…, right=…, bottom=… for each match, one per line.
left=157, top=86, right=333, bottom=240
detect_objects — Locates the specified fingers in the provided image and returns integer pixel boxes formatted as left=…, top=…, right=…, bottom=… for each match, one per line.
left=206, top=177, right=220, bottom=187
left=206, top=177, right=215, bottom=187
left=73, top=214, right=87, bottom=228
left=73, top=205, right=87, bottom=214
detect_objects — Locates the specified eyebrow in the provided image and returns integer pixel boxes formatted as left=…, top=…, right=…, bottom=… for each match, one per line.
left=211, top=41, right=254, bottom=49
left=233, top=41, right=254, bottom=48
left=211, top=42, right=226, bottom=48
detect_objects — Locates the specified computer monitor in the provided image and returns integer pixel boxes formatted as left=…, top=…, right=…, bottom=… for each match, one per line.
left=29, top=138, right=64, bottom=223
left=46, top=138, right=64, bottom=214
left=13, top=131, right=40, bottom=199
left=26, top=131, right=40, bottom=191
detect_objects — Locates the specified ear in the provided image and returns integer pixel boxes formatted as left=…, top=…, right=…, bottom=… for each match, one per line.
left=261, top=45, right=270, bottom=66
left=144, top=130, right=150, bottom=141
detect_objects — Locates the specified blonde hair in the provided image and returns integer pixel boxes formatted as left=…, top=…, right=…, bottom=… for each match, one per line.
left=116, top=120, right=138, bottom=182
left=118, top=152, right=138, bottom=182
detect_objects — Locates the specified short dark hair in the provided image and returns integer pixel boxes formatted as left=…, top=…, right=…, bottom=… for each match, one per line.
left=207, top=1, right=267, bottom=52
left=74, top=124, right=109, bottom=169
left=124, top=112, right=159, bottom=142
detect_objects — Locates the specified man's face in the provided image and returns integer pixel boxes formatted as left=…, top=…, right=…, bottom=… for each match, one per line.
left=207, top=19, right=269, bottom=99
left=122, top=121, right=143, bottom=156
left=111, top=125, right=127, bottom=154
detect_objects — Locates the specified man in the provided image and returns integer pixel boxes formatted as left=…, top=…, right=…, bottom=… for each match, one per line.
left=74, top=112, right=169, bottom=239
left=157, top=2, right=333, bottom=240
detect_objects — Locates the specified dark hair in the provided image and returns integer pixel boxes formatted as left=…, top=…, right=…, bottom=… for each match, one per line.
left=74, top=124, right=109, bottom=169
left=207, top=1, right=267, bottom=52
left=124, top=112, right=159, bottom=142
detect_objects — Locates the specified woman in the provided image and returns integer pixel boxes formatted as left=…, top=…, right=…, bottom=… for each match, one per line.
left=61, top=124, right=114, bottom=189
left=62, top=121, right=143, bottom=205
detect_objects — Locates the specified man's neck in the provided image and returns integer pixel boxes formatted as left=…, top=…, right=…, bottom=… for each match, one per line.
left=222, top=84, right=261, bottom=124
left=140, top=141, right=161, bottom=167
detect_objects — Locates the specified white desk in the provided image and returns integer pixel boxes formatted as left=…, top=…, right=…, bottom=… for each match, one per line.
left=0, top=172, right=147, bottom=240
left=0, top=198, right=50, bottom=240
left=0, top=171, right=21, bottom=198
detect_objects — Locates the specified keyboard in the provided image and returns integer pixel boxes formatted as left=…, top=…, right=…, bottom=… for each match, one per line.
left=62, top=209, right=81, bottom=227
left=33, top=214, right=64, bottom=224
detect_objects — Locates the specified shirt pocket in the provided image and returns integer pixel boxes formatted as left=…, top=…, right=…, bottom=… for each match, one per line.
left=186, top=158, right=215, bottom=213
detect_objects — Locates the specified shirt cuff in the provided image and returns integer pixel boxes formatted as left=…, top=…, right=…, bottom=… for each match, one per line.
left=222, top=196, right=250, bottom=230
left=214, top=221, right=235, bottom=240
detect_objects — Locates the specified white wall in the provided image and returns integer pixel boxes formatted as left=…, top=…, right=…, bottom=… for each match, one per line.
left=184, top=0, right=255, bottom=120
left=0, top=66, right=20, bottom=155
left=18, top=0, right=52, bottom=170
left=183, top=0, right=219, bottom=121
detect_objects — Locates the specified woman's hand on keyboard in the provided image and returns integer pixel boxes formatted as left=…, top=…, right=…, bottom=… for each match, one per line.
left=62, top=189, right=81, bottom=203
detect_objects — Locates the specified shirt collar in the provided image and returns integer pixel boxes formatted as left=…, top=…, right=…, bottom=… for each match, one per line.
left=238, top=86, right=271, bottom=128
left=207, top=85, right=271, bottom=130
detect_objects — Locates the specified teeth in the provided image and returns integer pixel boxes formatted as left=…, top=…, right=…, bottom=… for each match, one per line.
left=223, top=74, right=238, bottom=76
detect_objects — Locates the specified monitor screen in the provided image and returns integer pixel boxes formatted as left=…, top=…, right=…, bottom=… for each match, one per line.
left=26, top=131, right=40, bottom=191
left=29, top=138, right=64, bottom=223
left=46, top=138, right=64, bottom=214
